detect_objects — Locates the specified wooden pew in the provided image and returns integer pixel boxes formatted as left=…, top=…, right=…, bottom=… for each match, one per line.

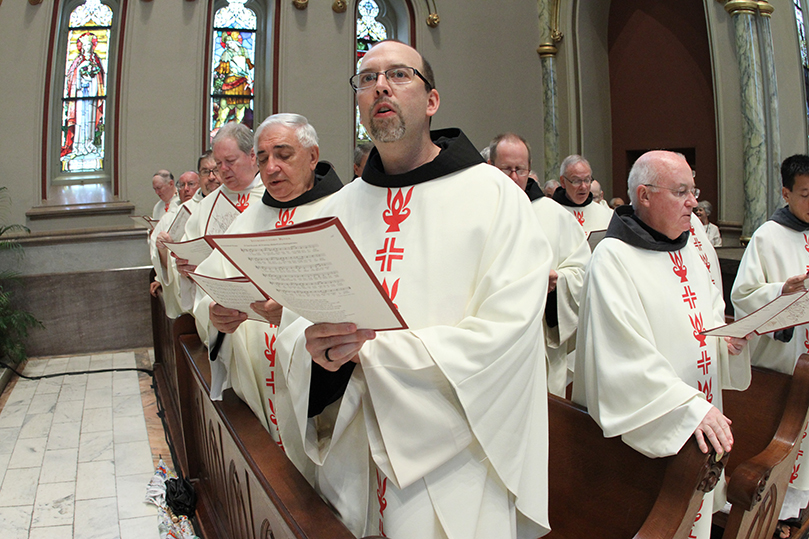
left=174, top=330, right=361, bottom=539
left=714, top=353, right=809, bottom=539
left=546, top=394, right=727, bottom=539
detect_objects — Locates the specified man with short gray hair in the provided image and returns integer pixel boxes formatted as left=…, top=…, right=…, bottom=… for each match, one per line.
left=552, top=154, right=612, bottom=234
left=151, top=169, right=178, bottom=220
left=192, top=114, right=343, bottom=481
left=573, top=150, right=750, bottom=539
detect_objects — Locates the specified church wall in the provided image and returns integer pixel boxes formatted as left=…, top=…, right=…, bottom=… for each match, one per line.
left=2, top=0, right=808, bottom=278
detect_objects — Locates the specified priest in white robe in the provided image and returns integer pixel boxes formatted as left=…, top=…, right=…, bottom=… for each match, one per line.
left=162, top=122, right=265, bottom=324
left=276, top=41, right=552, bottom=539
left=151, top=169, right=179, bottom=220
left=192, top=114, right=343, bottom=481
left=487, top=132, right=589, bottom=397
left=731, top=153, right=809, bottom=521
left=552, top=154, right=613, bottom=234
left=573, top=150, right=751, bottom=539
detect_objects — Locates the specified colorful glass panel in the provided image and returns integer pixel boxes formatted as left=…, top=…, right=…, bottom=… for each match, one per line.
left=210, top=0, right=257, bottom=142
left=60, top=0, right=112, bottom=173
left=355, top=0, right=388, bottom=142
left=795, top=0, right=808, bottom=69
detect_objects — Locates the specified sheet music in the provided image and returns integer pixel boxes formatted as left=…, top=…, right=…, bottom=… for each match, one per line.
left=131, top=215, right=158, bottom=232
left=205, top=191, right=242, bottom=235
left=209, top=218, right=407, bottom=330
left=167, top=206, right=192, bottom=242
left=188, top=272, right=269, bottom=323
left=701, top=291, right=809, bottom=337
left=164, top=237, right=213, bottom=266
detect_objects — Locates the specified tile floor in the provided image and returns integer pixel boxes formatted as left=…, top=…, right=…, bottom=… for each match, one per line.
left=0, top=350, right=166, bottom=539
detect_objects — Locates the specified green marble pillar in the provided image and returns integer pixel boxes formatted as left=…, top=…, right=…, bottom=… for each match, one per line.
left=726, top=1, right=768, bottom=239
left=537, top=0, right=560, bottom=186
left=757, top=2, right=783, bottom=215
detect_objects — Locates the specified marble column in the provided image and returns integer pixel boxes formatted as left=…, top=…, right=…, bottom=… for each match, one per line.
left=757, top=1, right=783, bottom=216
left=537, top=0, right=561, bottom=187
left=725, top=1, right=768, bottom=240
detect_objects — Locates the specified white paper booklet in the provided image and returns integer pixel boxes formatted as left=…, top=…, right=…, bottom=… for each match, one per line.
left=187, top=272, right=269, bottom=323
left=702, top=289, right=809, bottom=338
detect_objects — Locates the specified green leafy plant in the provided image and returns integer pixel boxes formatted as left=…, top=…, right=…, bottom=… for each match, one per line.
left=0, top=186, right=43, bottom=366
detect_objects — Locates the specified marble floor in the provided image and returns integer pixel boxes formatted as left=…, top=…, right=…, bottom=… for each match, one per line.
left=0, top=349, right=173, bottom=539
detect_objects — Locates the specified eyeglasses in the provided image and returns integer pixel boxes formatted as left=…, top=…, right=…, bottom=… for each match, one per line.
left=350, top=67, right=433, bottom=92
left=643, top=183, right=700, bottom=199
left=178, top=182, right=198, bottom=189
left=563, top=176, right=592, bottom=187
left=199, top=168, right=217, bottom=176
left=498, top=166, right=530, bottom=178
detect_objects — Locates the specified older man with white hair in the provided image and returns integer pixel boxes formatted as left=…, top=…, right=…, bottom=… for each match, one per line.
left=192, top=114, right=343, bottom=480
left=552, top=155, right=612, bottom=234
left=573, top=150, right=751, bottom=539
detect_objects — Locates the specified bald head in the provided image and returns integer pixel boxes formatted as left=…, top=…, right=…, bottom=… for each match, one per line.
left=177, top=171, right=200, bottom=203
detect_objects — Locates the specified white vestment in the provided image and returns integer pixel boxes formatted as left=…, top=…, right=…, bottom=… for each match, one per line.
left=573, top=210, right=750, bottom=538
left=152, top=193, right=179, bottom=221
left=192, top=166, right=342, bottom=483
left=531, top=197, right=589, bottom=396
left=151, top=190, right=204, bottom=318
left=690, top=213, right=723, bottom=297
left=704, top=222, right=722, bottom=247
left=164, top=175, right=264, bottom=323
left=731, top=217, right=809, bottom=509
left=277, top=149, right=551, bottom=539
left=557, top=198, right=613, bottom=234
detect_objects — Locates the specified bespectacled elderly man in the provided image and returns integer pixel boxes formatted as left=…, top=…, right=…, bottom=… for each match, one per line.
left=573, top=150, right=751, bottom=539
left=552, top=154, right=613, bottom=235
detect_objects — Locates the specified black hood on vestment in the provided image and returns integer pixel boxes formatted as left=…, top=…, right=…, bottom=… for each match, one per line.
left=261, top=161, right=343, bottom=209
left=605, top=205, right=690, bottom=252
left=361, top=128, right=484, bottom=188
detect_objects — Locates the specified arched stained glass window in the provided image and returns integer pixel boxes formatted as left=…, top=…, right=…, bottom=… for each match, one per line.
left=60, top=0, right=113, bottom=174
left=355, top=0, right=390, bottom=143
left=210, top=0, right=257, bottom=142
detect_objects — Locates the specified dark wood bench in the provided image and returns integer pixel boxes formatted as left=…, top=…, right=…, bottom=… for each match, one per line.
left=546, top=394, right=727, bottom=539
left=714, top=353, right=809, bottom=539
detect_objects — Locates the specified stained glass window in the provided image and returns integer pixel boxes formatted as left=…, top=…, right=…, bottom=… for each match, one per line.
left=60, top=0, right=113, bottom=173
left=355, top=0, right=389, bottom=143
left=794, top=0, right=809, bottom=140
left=210, top=0, right=257, bottom=142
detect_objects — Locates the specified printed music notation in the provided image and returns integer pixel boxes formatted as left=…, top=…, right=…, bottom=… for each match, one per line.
left=207, top=217, right=407, bottom=331
left=702, top=288, right=809, bottom=338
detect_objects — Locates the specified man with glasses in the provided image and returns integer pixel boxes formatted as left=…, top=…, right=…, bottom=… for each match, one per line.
left=162, top=122, right=265, bottom=319
left=552, top=154, right=613, bottom=235
left=488, top=132, right=589, bottom=397
left=277, top=40, right=552, bottom=539
left=572, top=150, right=750, bottom=539
left=198, top=149, right=222, bottom=197
left=731, top=154, right=809, bottom=527
left=149, top=170, right=200, bottom=298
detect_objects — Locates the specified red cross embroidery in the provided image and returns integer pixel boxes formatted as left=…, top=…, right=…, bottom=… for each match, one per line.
left=383, top=187, right=414, bottom=233
left=264, top=333, right=276, bottom=367
left=236, top=193, right=250, bottom=212
left=697, top=350, right=711, bottom=375
left=689, top=313, right=707, bottom=347
left=669, top=251, right=688, bottom=283
left=382, top=278, right=400, bottom=310
left=276, top=208, right=296, bottom=228
left=266, top=372, right=275, bottom=394
left=698, top=378, right=713, bottom=403
left=376, top=469, right=388, bottom=537
left=693, top=237, right=702, bottom=251
left=375, top=237, right=404, bottom=272
left=682, top=286, right=698, bottom=309
left=574, top=210, right=585, bottom=226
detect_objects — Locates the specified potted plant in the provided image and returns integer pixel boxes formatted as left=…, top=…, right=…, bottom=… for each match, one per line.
left=0, top=186, right=42, bottom=368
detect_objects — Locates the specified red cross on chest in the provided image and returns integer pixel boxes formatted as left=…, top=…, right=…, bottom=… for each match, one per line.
left=375, top=237, right=404, bottom=272
left=682, top=286, right=698, bottom=309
